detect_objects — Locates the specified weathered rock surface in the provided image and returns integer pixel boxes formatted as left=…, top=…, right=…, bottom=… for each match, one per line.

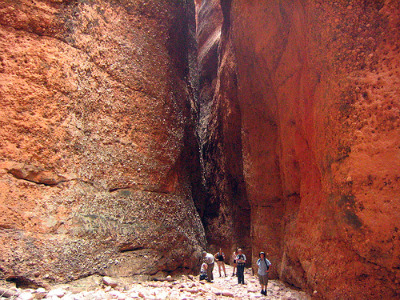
left=0, top=0, right=205, bottom=284
left=197, top=0, right=400, bottom=298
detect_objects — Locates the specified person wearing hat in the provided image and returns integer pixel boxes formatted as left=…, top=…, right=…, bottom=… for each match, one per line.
left=257, top=252, right=271, bottom=295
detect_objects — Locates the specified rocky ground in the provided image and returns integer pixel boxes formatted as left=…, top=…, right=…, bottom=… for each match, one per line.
left=0, top=264, right=310, bottom=300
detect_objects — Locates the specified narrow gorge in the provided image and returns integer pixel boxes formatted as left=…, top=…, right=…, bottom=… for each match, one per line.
left=1, top=0, right=399, bottom=299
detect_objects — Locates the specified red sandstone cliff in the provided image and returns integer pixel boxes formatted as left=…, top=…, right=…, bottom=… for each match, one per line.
left=0, top=0, right=205, bottom=285
left=197, top=0, right=400, bottom=298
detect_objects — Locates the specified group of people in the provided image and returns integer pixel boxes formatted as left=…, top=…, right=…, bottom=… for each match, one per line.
left=201, top=248, right=271, bottom=296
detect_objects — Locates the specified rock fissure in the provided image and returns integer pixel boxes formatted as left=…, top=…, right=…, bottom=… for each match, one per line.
left=108, top=186, right=172, bottom=195
left=118, top=244, right=144, bottom=253
left=7, top=171, right=64, bottom=187
left=7, top=168, right=95, bottom=188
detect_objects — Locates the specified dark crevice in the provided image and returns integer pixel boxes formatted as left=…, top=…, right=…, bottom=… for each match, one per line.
left=118, top=244, right=144, bottom=253
left=6, top=276, right=44, bottom=289
left=108, top=186, right=171, bottom=195
left=287, top=192, right=300, bottom=198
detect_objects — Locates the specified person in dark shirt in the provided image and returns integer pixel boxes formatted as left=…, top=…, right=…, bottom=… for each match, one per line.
left=214, top=248, right=226, bottom=277
left=236, top=248, right=246, bottom=284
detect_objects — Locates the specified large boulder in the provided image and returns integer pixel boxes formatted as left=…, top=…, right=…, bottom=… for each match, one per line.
left=0, top=0, right=205, bottom=284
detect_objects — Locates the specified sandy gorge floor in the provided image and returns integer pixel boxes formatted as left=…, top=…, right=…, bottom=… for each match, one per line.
left=1, top=264, right=310, bottom=300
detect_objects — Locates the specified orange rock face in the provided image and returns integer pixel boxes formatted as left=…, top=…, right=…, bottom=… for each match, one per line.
left=0, top=0, right=205, bottom=284
left=197, top=0, right=400, bottom=298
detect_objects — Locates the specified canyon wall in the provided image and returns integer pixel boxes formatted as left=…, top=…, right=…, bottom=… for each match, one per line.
left=197, top=0, right=400, bottom=298
left=0, top=0, right=205, bottom=286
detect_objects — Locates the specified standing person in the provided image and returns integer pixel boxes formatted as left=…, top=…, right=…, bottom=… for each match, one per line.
left=257, top=252, right=271, bottom=295
left=202, top=251, right=215, bottom=282
left=236, top=248, right=246, bottom=284
left=214, top=248, right=226, bottom=277
left=231, top=250, right=237, bottom=276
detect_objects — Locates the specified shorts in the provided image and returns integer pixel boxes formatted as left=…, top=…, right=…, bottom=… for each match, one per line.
left=258, top=274, right=268, bottom=286
left=233, top=260, right=237, bottom=264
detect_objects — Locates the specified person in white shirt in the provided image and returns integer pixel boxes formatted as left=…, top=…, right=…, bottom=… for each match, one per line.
left=231, top=250, right=237, bottom=276
left=202, top=251, right=215, bottom=282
